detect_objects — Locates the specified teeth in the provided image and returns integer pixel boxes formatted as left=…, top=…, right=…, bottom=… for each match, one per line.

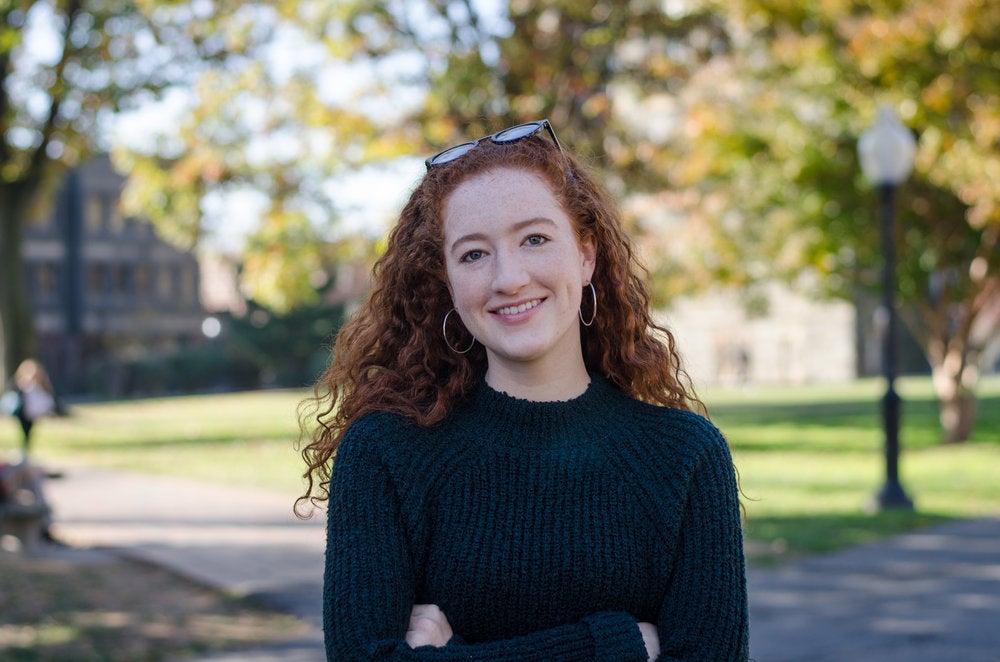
left=497, top=299, right=541, bottom=316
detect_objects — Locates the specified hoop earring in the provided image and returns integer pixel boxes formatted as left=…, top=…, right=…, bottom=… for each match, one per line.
left=443, top=309, right=475, bottom=354
left=579, top=282, right=597, bottom=327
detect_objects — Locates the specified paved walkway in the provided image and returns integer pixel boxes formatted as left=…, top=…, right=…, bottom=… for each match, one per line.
left=41, top=466, right=1000, bottom=661
left=747, top=517, right=1000, bottom=661
left=43, top=466, right=327, bottom=660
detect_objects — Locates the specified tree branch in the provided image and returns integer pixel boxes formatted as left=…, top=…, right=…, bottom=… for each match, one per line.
left=27, top=0, right=82, bottom=186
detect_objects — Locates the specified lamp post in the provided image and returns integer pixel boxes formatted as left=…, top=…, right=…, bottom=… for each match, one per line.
left=858, top=105, right=916, bottom=511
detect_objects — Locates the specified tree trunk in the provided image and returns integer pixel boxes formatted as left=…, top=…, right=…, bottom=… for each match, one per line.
left=929, top=346, right=979, bottom=444
left=0, top=182, right=39, bottom=381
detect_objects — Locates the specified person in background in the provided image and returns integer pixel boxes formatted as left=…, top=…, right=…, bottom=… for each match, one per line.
left=10, top=359, right=56, bottom=459
left=299, top=119, right=749, bottom=660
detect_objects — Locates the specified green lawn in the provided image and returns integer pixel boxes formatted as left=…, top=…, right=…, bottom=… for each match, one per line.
left=707, top=376, right=1000, bottom=563
left=3, top=376, right=998, bottom=565
left=1, top=389, right=310, bottom=497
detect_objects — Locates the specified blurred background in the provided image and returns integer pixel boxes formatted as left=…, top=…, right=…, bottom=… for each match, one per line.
left=3, top=1, right=998, bottom=426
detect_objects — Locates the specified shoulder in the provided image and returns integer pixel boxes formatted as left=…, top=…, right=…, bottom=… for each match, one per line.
left=601, top=390, right=732, bottom=466
left=335, top=410, right=461, bottom=480
left=605, top=386, right=724, bottom=441
left=338, top=410, right=425, bottom=461
left=341, top=410, right=416, bottom=444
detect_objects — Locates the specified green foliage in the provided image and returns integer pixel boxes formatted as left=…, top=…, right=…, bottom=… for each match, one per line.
left=69, top=296, right=344, bottom=397
left=114, top=1, right=398, bottom=312
left=651, top=0, right=1000, bottom=440
left=0, top=0, right=274, bottom=376
left=671, top=0, right=1000, bottom=306
left=223, top=298, right=345, bottom=388
left=114, top=0, right=732, bottom=311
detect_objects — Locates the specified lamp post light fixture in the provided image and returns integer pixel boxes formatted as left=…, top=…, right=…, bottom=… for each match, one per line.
left=858, top=105, right=916, bottom=511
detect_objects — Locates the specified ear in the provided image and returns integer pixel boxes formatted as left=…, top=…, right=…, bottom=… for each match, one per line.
left=579, top=232, right=597, bottom=284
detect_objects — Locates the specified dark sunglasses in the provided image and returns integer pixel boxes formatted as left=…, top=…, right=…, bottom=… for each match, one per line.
left=424, top=119, right=562, bottom=170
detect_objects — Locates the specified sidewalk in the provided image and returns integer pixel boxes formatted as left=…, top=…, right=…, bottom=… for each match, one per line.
left=43, top=466, right=1000, bottom=661
left=44, top=466, right=327, bottom=661
left=748, top=516, right=1000, bottom=661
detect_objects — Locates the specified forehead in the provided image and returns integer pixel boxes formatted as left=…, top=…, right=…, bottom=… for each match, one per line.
left=442, top=167, right=567, bottom=235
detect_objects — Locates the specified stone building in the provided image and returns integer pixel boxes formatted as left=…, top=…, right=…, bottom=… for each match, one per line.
left=22, top=157, right=205, bottom=395
left=663, top=284, right=858, bottom=389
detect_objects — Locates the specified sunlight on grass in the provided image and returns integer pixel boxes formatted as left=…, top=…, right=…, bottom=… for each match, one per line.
left=0, top=390, right=310, bottom=496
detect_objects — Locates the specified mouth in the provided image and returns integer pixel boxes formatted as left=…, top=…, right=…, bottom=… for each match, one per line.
left=493, top=298, right=543, bottom=316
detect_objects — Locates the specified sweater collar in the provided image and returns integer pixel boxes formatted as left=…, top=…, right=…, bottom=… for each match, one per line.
left=451, top=373, right=620, bottom=449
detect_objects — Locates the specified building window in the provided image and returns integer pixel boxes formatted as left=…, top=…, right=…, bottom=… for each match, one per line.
left=180, top=267, right=196, bottom=305
left=157, top=266, right=174, bottom=300
left=36, top=263, right=59, bottom=300
left=109, top=203, right=126, bottom=233
left=113, top=264, right=129, bottom=296
left=27, top=208, right=53, bottom=230
left=88, top=264, right=107, bottom=297
left=85, top=195, right=104, bottom=232
left=135, top=265, right=150, bottom=296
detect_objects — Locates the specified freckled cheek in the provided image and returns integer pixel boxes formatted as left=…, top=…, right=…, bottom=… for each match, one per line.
left=447, top=273, right=489, bottom=314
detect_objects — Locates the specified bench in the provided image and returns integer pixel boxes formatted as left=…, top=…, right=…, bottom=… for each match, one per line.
left=0, top=459, right=53, bottom=553
left=0, top=493, right=51, bottom=553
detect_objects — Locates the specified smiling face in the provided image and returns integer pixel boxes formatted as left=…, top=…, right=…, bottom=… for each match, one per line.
left=442, top=167, right=596, bottom=398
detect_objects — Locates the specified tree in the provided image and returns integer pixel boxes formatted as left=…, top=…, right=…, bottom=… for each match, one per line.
left=116, top=0, right=728, bottom=304
left=657, top=0, right=1000, bottom=441
left=334, top=0, right=999, bottom=441
left=0, top=0, right=265, bottom=380
left=106, top=0, right=997, bottom=443
left=332, top=0, right=727, bottom=189
left=113, top=3, right=395, bottom=313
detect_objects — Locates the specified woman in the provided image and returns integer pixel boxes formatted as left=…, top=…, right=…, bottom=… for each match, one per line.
left=299, top=120, right=749, bottom=660
left=10, top=359, right=56, bottom=458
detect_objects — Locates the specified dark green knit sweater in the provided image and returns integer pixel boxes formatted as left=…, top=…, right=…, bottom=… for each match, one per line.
left=324, top=375, right=749, bottom=661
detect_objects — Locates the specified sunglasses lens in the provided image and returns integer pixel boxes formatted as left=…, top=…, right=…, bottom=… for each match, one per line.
left=492, top=122, right=543, bottom=143
left=428, top=142, right=477, bottom=167
left=425, top=120, right=557, bottom=169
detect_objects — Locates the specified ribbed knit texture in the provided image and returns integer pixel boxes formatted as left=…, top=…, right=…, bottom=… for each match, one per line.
left=324, top=376, right=749, bottom=661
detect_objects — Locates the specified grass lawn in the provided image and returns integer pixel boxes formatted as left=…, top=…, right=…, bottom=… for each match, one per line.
left=3, top=376, right=998, bottom=565
left=1, top=389, right=310, bottom=497
left=706, top=375, right=1000, bottom=564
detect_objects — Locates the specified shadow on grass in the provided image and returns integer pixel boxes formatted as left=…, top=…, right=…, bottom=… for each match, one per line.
left=713, top=392, right=1000, bottom=453
left=0, top=552, right=309, bottom=662
left=743, top=509, right=953, bottom=567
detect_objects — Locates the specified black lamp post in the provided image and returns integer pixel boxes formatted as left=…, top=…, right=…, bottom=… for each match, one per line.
left=858, top=106, right=916, bottom=511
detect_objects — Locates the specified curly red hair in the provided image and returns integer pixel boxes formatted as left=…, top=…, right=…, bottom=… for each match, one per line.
left=296, top=132, right=701, bottom=515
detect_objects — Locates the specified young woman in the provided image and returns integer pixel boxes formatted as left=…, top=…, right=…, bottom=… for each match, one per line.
left=10, top=359, right=56, bottom=458
left=299, top=120, right=749, bottom=660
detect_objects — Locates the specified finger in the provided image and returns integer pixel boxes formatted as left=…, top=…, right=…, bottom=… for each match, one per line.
left=405, top=625, right=433, bottom=648
left=406, top=605, right=452, bottom=648
left=406, top=616, right=444, bottom=647
left=410, top=604, right=440, bottom=618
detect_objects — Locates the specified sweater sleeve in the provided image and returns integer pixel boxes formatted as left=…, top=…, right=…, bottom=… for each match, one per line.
left=323, top=420, right=650, bottom=662
left=655, top=423, right=750, bottom=661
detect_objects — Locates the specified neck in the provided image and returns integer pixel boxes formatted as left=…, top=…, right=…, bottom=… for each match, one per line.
left=485, top=360, right=591, bottom=402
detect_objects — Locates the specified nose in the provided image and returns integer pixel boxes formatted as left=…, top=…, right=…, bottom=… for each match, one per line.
left=491, top=248, right=530, bottom=294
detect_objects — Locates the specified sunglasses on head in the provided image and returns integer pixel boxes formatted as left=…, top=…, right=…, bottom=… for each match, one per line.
left=424, top=119, right=562, bottom=170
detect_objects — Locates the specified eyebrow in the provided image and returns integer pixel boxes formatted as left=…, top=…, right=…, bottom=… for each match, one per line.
left=449, top=217, right=558, bottom=254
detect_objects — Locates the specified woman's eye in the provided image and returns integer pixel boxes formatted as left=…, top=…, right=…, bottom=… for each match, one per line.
left=461, top=250, right=484, bottom=263
left=525, top=234, right=548, bottom=246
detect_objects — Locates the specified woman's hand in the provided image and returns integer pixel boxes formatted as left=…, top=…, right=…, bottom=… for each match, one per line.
left=406, top=604, right=454, bottom=648
left=638, top=622, right=660, bottom=661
